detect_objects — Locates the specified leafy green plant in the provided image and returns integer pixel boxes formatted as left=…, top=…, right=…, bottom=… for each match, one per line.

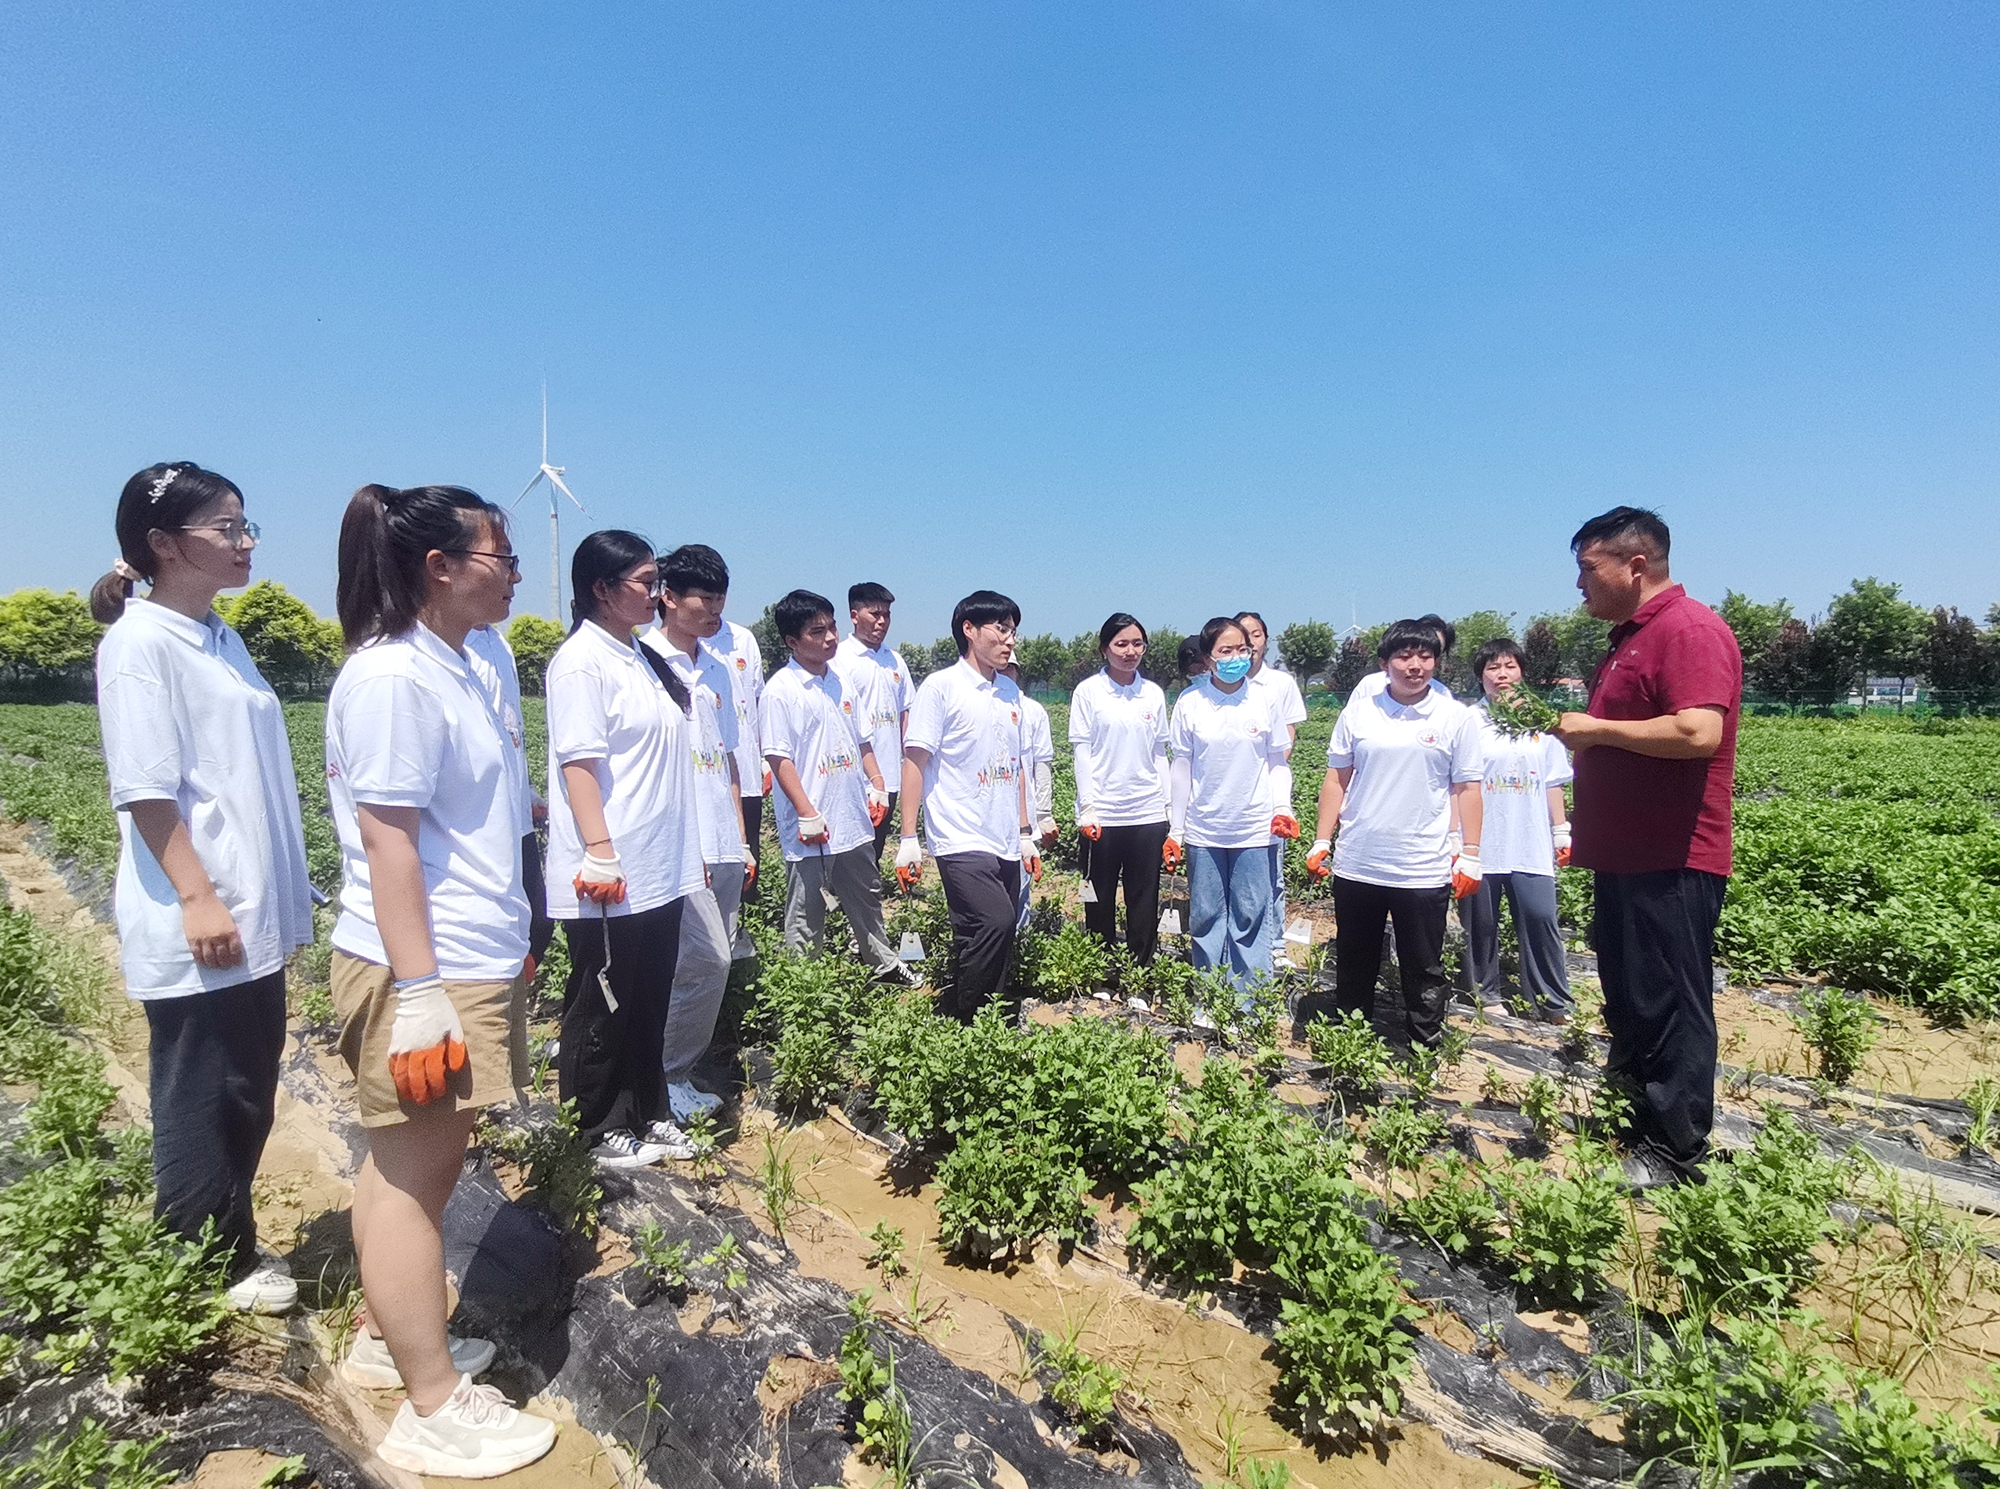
left=631, top=1218, right=690, bottom=1291
left=933, top=1129, right=1092, bottom=1258
left=1035, top=1325, right=1123, bottom=1436
left=1494, top=1142, right=1627, bottom=1306
left=1390, top=1152, right=1501, bottom=1260
left=0, top=1416, right=175, bottom=1489
left=482, top=1100, right=602, bottom=1234
left=82, top=1210, right=232, bottom=1384
left=1519, top=1071, right=1563, bottom=1145
left=1478, top=1063, right=1513, bottom=1104
left=838, top=1304, right=914, bottom=1487
left=1962, top=1074, right=1998, bottom=1153
left=1306, top=1010, right=1390, bottom=1100
left=1146, top=958, right=1199, bottom=1027
left=1792, top=985, right=1878, bottom=1087
left=863, top=1221, right=908, bottom=1280
left=1021, top=920, right=1111, bottom=1002
left=1271, top=1250, right=1419, bottom=1437
left=699, top=1233, right=748, bottom=1291
left=1392, top=1043, right=1441, bottom=1102
left=1486, top=684, right=1561, bottom=738
left=1364, top=1099, right=1445, bottom=1173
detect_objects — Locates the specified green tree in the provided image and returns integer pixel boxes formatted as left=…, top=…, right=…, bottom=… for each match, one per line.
left=1274, top=620, right=1336, bottom=688
left=750, top=603, right=788, bottom=677
left=1140, top=626, right=1187, bottom=688
left=1716, top=591, right=1793, bottom=665
left=898, top=640, right=935, bottom=685
left=927, top=636, right=960, bottom=675
left=1331, top=634, right=1375, bottom=694
left=1527, top=607, right=1610, bottom=683
left=1749, top=618, right=1817, bottom=704
left=1824, top=577, right=1929, bottom=687
left=0, top=589, right=102, bottom=687
left=1444, top=610, right=1514, bottom=693
left=505, top=614, right=566, bottom=696
left=1521, top=618, right=1563, bottom=689
left=1925, top=607, right=1998, bottom=705
left=1013, top=633, right=1071, bottom=691
left=215, top=581, right=342, bottom=694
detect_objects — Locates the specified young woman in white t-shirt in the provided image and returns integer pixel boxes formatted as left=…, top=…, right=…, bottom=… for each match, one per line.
left=326, top=483, right=555, bottom=1476
left=1234, top=610, right=1308, bottom=964
left=1304, top=619, right=1486, bottom=1053
left=1464, top=638, right=1574, bottom=1021
left=1069, top=613, right=1171, bottom=963
left=91, top=462, right=313, bottom=1319
left=1167, top=617, right=1293, bottom=995
left=546, top=531, right=708, bottom=1171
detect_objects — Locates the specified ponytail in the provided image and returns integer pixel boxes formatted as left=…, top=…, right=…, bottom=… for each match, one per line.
left=336, top=484, right=504, bottom=648
left=94, top=462, right=244, bottom=623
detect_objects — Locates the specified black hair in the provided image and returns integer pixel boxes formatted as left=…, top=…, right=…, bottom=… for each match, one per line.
left=950, top=590, right=1021, bottom=655
left=1176, top=635, right=1206, bottom=680
left=1198, top=615, right=1250, bottom=658
left=336, top=484, right=505, bottom=648
left=1471, top=636, right=1527, bottom=678
left=1098, top=612, right=1147, bottom=654
left=570, top=530, right=658, bottom=631
left=1376, top=619, right=1442, bottom=662
left=1231, top=610, right=1267, bottom=635
left=658, top=543, right=729, bottom=595
left=775, top=588, right=836, bottom=642
left=1415, top=613, right=1456, bottom=656
left=849, top=582, right=895, bottom=610
left=1571, top=505, right=1670, bottom=564
left=92, top=462, right=246, bottom=623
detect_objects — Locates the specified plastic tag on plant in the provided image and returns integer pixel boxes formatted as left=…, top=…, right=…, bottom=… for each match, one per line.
left=1192, top=1008, right=1217, bottom=1031
left=1078, top=881, right=1098, bottom=903
left=1285, top=918, right=1312, bottom=946
left=1158, top=908, right=1181, bottom=936
left=1091, top=988, right=1112, bottom=1003
left=597, top=968, right=619, bottom=1013
left=899, top=932, right=925, bottom=963
left=1127, top=996, right=1151, bottom=1012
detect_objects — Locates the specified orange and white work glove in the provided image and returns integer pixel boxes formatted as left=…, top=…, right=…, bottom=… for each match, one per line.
left=1161, top=837, right=1183, bottom=871
left=1306, top=839, right=1332, bottom=880
left=1270, top=814, right=1301, bottom=840
left=1036, top=816, right=1060, bottom=849
left=894, top=836, right=924, bottom=890
left=574, top=850, right=627, bottom=905
left=798, top=812, right=831, bottom=846
left=865, top=785, right=890, bottom=827
left=763, top=768, right=773, bottom=796
left=1076, top=804, right=1102, bottom=841
left=1552, top=822, right=1572, bottom=869
left=1020, top=833, right=1043, bottom=882
left=1452, top=846, right=1484, bottom=899
left=741, top=848, right=759, bottom=890
left=388, top=975, right=466, bottom=1105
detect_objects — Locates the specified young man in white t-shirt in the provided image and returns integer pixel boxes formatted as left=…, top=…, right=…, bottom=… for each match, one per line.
left=895, top=590, right=1040, bottom=1023
left=760, top=590, right=907, bottom=979
left=700, top=571, right=769, bottom=933
left=998, top=660, right=1061, bottom=929
left=1236, top=611, right=1309, bottom=965
left=834, top=582, right=913, bottom=864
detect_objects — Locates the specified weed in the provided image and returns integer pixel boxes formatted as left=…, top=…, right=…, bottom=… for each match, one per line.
left=631, top=1218, right=691, bottom=1291
left=1836, top=1158, right=2000, bottom=1381
left=1242, top=1463, right=1293, bottom=1489
left=863, top=1221, right=908, bottom=1280
left=1478, top=1063, right=1513, bottom=1104
left=1305, top=1010, right=1390, bottom=1100
left=481, top=1100, right=601, bottom=1234
left=1793, top=985, right=1878, bottom=1087
left=1035, top=1323, right=1123, bottom=1435
left=757, top=1130, right=807, bottom=1244
left=1963, top=1074, right=1998, bottom=1153
left=1393, top=1044, right=1441, bottom=1102
left=838, top=1305, right=914, bottom=1487
left=0, top=1416, right=175, bottom=1489
left=680, top=1108, right=726, bottom=1183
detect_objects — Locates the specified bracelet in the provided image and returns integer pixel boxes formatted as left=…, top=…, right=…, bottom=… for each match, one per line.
left=584, top=838, right=612, bottom=850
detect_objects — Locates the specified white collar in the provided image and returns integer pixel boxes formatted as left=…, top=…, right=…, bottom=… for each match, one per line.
left=406, top=622, right=475, bottom=674
left=127, top=595, right=224, bottom=650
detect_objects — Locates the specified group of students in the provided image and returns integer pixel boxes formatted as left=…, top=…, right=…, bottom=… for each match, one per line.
left=86, top=460, right=1732, bottom=1480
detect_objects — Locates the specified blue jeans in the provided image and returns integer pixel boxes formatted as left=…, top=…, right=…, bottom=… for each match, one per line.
left=1187, top=844, right=1275, bottom=996
left=1263, top=842, right=1288, bottom=957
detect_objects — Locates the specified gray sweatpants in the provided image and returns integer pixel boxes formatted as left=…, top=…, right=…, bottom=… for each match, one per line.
left=1461, top=869, right=1572, bottom=1014
left=663, top=864, right=743, bottom=1084
left=783, top=846, right=899, bottom=973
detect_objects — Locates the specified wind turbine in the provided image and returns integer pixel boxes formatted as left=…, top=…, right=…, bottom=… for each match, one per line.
left=512, top=385, right=586, bottom=620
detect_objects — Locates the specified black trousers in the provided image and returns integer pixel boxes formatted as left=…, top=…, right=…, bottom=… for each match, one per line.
left=558, top=899, right=684, bottom=1143
left=871, top=792, right=900, bottom=865
left=144, top=972, right=288, bottom=1281
left=1082, top=821, right=1169, bottom=965
left=934, top=852, right=1022, bottom=1024
left=1593, top=869, right=1727, bottom=1174
left=1332, top=877, right=1451, bottom=1051
left=740, top=796, right=765, bottom=906
left=521, top=831, right=554, bottom=963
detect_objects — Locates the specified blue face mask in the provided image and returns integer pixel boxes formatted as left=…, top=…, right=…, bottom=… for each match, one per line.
left=1212, top=655, right=1252, bottom=684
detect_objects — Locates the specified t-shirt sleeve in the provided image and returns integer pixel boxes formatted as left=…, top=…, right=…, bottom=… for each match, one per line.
left=1167, top=696, right=1193, bottom=758
left=98, top=638, right=185, bottom=806
left=759, top=681, right=800, bottom=762
left=1659, top=616, right=1744, bottom=714
left=337, top=672, right=445, bottom=808
left=1282, top=675, right=1308, bottom=726
left=1449, top=707, right=1486, bottom=783
left=547, top=657, right=612, bottom=766
left=903, top=678, right=946, bottom=756
left=1325, top=708, right=1356, bottom=770
left=1542, top=734, right=1575, bottom=789
left=1067, top=684, right=1094, bottom=744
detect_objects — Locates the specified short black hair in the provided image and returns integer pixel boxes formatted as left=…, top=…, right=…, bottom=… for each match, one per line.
left=1471, top=636, right=1526, bottom=678
left=1199, top=615, right=1250, bottom=658
left=849, top=582, right=895, bottom=610
left=950, top=590, right=1021, bottom=655
left=775, top=588, right=836, bottom=642
left=1176, top=635, right=1206, bottom=679
left=1377, top=619, right=1441, bottom=662
left=1098, top=612, right=1147, bottom=652
left=1571, top=506, right=1670, bottom=564
left=1232, top=610, right=1266, bottom=633
left=658, top=543, right=729, bottom=595
left=1414, top=613, right=1455, bottom=656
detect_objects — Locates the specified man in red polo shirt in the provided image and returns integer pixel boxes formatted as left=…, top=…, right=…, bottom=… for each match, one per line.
left=1555, top=506, right=1741, bottom=1189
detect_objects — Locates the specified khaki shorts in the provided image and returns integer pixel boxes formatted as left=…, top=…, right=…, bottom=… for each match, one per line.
left=330, top=951, right=530, bottom=1128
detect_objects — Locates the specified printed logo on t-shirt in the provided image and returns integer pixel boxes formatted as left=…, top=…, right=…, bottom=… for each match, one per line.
left=691, top=743, right=731, bottom=776
left=1415, top=726, right=1447, bottom=749
left=1486, top=765, right=1539, bottom=796
left=814, top=746, right=859, bottom=778
left=975, top=757, right=1019, bottom=790
left=735, top=656, right=747, bottom=671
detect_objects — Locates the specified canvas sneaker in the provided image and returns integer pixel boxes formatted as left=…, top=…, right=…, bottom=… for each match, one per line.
left=643, top=1119, right=699, bottom=1160
left=226, top=1261, right=298, bottom=1315
left=376, top=1374, right=557, bottom=1478
left=343, top=1330, right=497, bottom=1389
left=666, top=1082, right=722, bottom=1123
left=592, top=1129, right=672, bottom=1169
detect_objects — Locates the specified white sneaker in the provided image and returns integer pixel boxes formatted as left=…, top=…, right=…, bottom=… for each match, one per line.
left=226, top=1261, right=298, bottom=1315
left=255, top=1243, right=293, bottom=1276
left=643, top=1120, right=698, bottom=1161
left=1273, top=953, right=1295, bottom=970
left=343, top=1330, right=498, bottom=1389
left=377, top=1374, right=557, bottom=1478
left=592, top=1129, right=672, bottom=1169
left=666, top=1082, right=722, bottom=1123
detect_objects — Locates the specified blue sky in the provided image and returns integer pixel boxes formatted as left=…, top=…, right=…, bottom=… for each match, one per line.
left=4, top=3, right=1996, bottom=646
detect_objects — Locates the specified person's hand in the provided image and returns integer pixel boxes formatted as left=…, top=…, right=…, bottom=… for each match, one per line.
left=865, top=784, right=890, bottom=827
left=894, top=836, right=924, bottom=890
left=1020, top=834, right=1043, bottom=882
left=1553, top=712, right=1596, bottom=750
left=387, top=975, right=466, bottom=1105
left=1552, top=821, right=1572, bottom=869
left=1036, top=815, right=1060, bottom=849
left=742, top=851, right=759, bottom=891
left=1306, top=839, right=1332, bottom=880
left=1270, top=814, right=1301, bottom=840
left=523, top=953, right=539, bottom=985
left=763, top=767, right=774, bottom=795
left=181, top=890, right=245, bottom=969
left=798, top=813, right=831, bottom=846
left=1452, top=847, right=1484, bottom=899
left=1162, top=837, right=1183, bottom=871
left=1076, top=804, right=1101, bottom=841
left=574, top=850, right=627, bottom=905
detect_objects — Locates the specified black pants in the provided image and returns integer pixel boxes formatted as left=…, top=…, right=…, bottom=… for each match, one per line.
left=1332, top=877, right=1451, bottom=1050
left=558, top=899, right=684, bottom=1143
left=740, top=796, right=765, bottom=906
left=144, top=972, right=288, bottom=1281
left=934, top=852, right=1022, bottom=1024
left=1082, top=821, right=1169, bottom=965
left=1593, top=869, right=1727, bottom=1175
left=871, top=792, right=900, bottom=865
left=521, top=831, right=554, bottom=963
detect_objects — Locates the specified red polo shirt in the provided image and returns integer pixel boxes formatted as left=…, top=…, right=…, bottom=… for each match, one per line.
left=1571, top=585, right=1742, bottom=877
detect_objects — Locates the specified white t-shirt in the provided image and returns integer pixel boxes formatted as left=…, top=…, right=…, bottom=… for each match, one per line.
left=703, top=620, right=767, bottom=798
left=834, top=635, right=913, bottom=776
left=641, top=631, right=745, bottom=867
left=1325, top=687, right=1485, bottom=888
left=464, top=625, right=536, bottom=829
left=1069, top=670, right=1169, bottom=827
left=1472, top=707, right=1573, bottom=877
left=758, top=660, right=875, bottom=862
left=904, top=658, right=1028, bottom=859
left=1168, top=678, right=1289, bottom=850
left=544, top=622, right=707, bottom=918
left=1249, top=665, right=1309, bottom=734
left=97, top=598, right=315, bottom=1000
left=327, top=625, right=530, bottom=979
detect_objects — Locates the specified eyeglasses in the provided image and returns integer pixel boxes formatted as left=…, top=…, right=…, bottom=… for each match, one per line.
left=180, top=520, right=261, bottom=546
left=446, top=549, right=522, bottom=574
left=623, top=574, right=665, bottom=597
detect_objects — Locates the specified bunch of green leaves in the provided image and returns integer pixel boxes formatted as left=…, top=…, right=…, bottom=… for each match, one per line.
left=1494, top=1142, right=1627, bottom=1306
left=481, top=1099, right=602, bottom=1234
left=1965, top=1074, right=1999, bottom=1154
left=1486, top=684, right=1561, bottom=738
left=1519, top=1071, right=1564, bottom=1146
left=1364, top=1099, right=1446, bottom=1173
left=1036, top=1329, right=1123, bottom=1435
left=862, top=1221, right=908, bottom=1280
left=1143, top=957, right=1200, bottom=1028
left=1392, top=1043, right=1442, bottom=1102
left=79, top=1209, right=232, bottom=1383
left=1792, top=985, right=1878, bottom=1087
left=1020, top=920, right=1111, bottom=1002
left=751, top=944, right=884, bottom=1109
left=1271, top=1248, right=1420, bottom=1437
left=1390, top=1152, right=1502, bottom=1260
left=1305, top=1010, right=1391, bottom=1101
left=631, top=1218, right=691, bottom=1291
left=933, top=1128, right=1092, bottom=1256
left=0, top=1415, right=175, bottom=1489
left=1022, top=1015, right=1177, bottom=1183
left=838, top=1305, right=914, bottom=1486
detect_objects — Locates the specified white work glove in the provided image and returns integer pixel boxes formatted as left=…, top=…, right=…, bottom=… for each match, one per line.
left=1452, top=847, right=1484, bottom=899
left=1076, top=803, right=1101, bottom=841
left=388, top=975, right=466, bottom=1105
left=1020, top=833, right=1043, bottom=883
left=1446, top=829, right=1463, bottom=860
left=798, top=812, right=831, bottom=845
left=865, top=784, right=890, bottom=826
left=894, top=835, right=924, bottom=890
left=1036, top=815, right=1060, bottom=848
left=1552, top=821, right=1572, bottom=867
left=574, top=850, right=627, bottom=905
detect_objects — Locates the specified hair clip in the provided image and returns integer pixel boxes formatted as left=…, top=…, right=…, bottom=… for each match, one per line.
left=147, top=467, right=180, bottom=503
left=112, top=559, right=143, bottom=583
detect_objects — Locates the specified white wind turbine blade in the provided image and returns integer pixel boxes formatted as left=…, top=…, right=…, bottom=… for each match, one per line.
left=512, top=468, right=549, bottom=508
left=547, top=469, right=587, bottom=513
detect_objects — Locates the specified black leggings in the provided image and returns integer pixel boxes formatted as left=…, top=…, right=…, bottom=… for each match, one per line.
left=1332, top=876, right=1451, bottom=1051
left=558, top=899, right=684, bottom=1143
left=1081, top=821, right=1169, bottom=965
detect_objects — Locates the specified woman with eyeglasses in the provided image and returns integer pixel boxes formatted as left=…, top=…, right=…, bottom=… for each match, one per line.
left=91, top=462, right=313, bottom=1320
left=544, top=531, right=706, bottom=1170
left=1069, top=613, right=1171, bottom=964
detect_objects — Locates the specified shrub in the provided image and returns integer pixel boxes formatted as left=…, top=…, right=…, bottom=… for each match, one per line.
left=1792, top=985, right=1878, bottom=1087
left=933, top=1128, right=1091, bottom=1257
left=1020, top=920, right=1111, bottom=1002
left=1305, top=1010, right=1390, bottom=1100
left=1495, top=1142, right=1627, bottom=1306
left=1391, top=1152, right=1502, bottom=1260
